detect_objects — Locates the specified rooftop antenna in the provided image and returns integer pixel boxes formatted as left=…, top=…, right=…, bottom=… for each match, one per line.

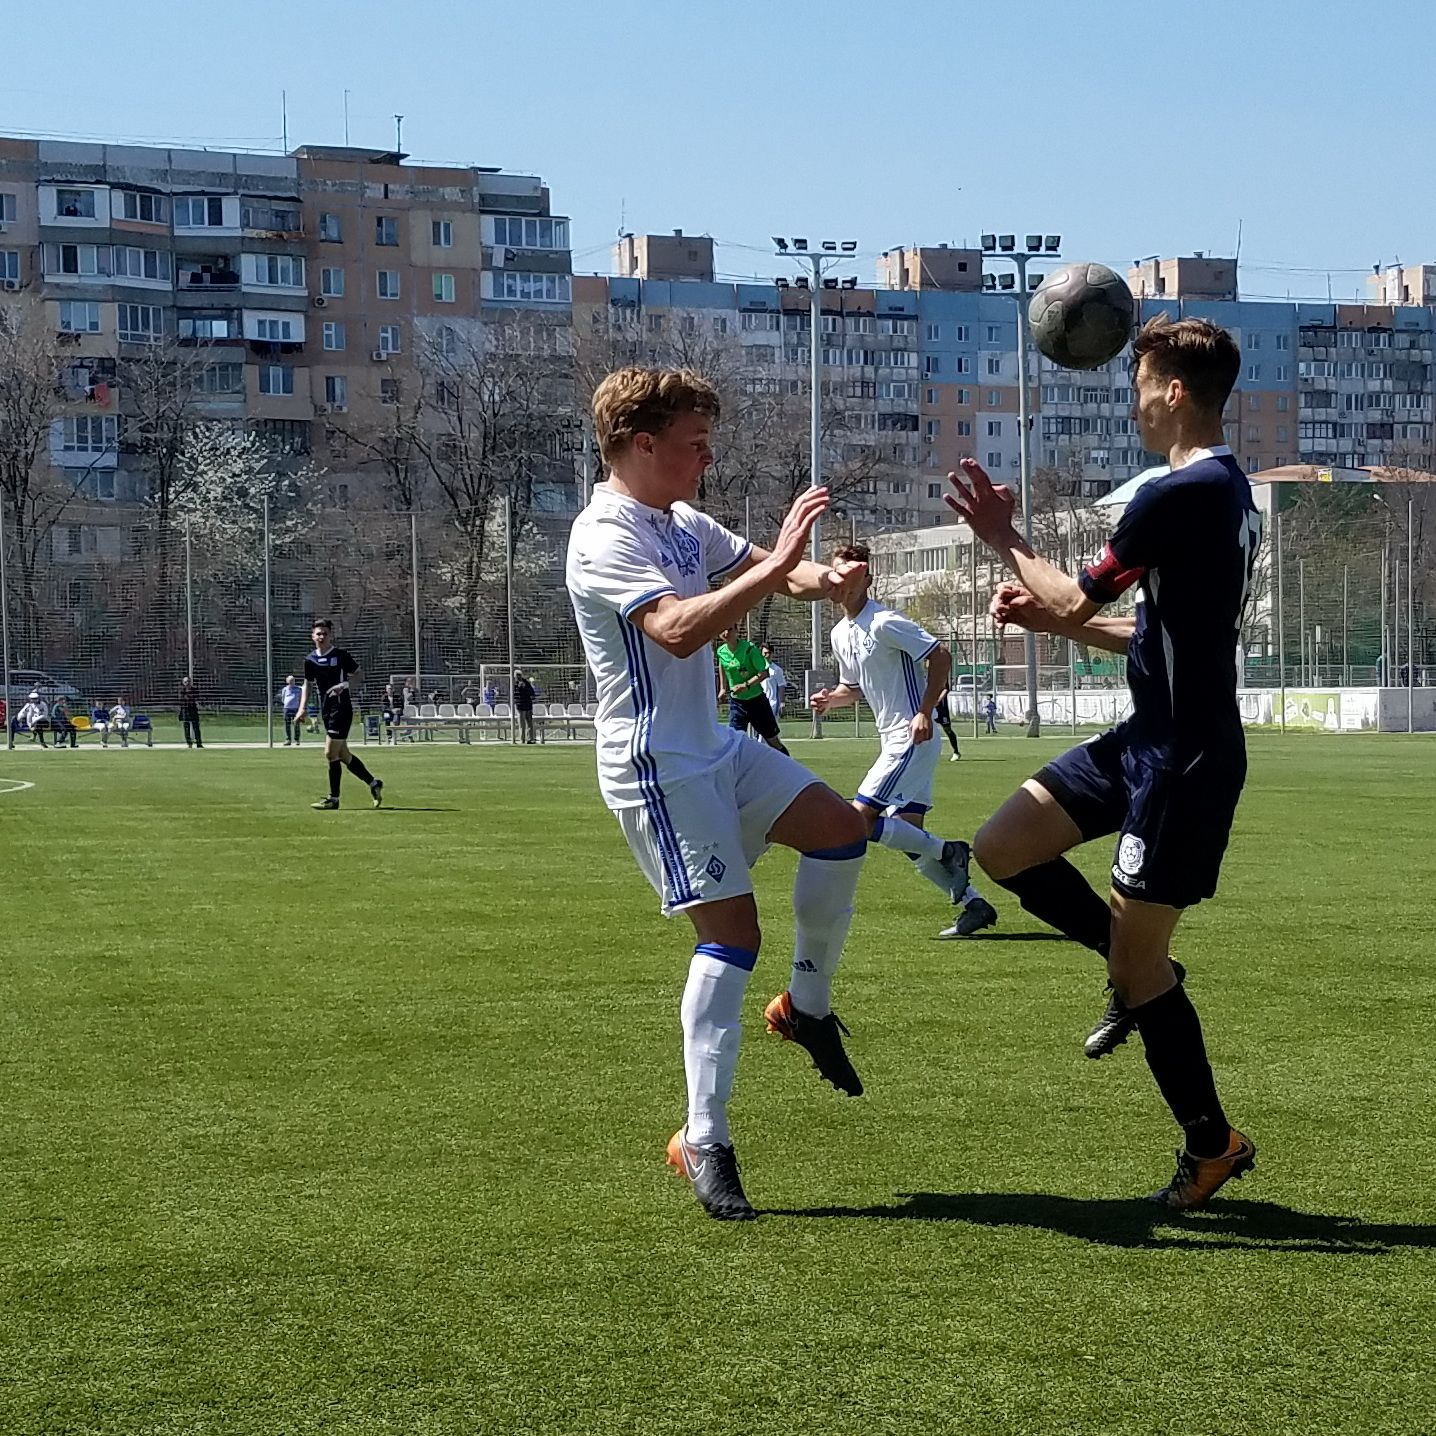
left=1233, top=218, right=1242, bottom=299
left=344, top=89, right=351, bottom=146
left=281, top=90, right=288, bottom=153
left=394, top=113, right=404, bottom=156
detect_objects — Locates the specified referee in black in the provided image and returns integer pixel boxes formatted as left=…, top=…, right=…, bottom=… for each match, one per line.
left=294, top=619, right=384, bottom=810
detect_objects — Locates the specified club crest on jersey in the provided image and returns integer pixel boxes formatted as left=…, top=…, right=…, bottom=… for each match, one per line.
left=705, top=855, right=727, bottom=882
left=1116, top=833, right=1145, bottom=878
left=647, top=516, right=701, bottom=576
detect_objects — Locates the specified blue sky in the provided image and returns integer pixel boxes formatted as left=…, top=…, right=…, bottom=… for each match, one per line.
left=4, top=0, right=1433, bottom=300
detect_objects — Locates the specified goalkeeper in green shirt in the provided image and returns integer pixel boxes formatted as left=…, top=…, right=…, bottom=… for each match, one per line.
left=716, top=625, right=788, bottom=754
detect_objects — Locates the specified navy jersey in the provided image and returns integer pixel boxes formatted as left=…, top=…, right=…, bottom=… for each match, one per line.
left=1078, top=446, right=1260, bottom=763
left=305, top=647, right=358, bottom=696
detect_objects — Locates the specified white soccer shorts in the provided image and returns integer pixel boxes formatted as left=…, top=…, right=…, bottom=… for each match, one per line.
left=615, top=737, right=820, bottom=915
left=854, top=736, right=942, bottom=814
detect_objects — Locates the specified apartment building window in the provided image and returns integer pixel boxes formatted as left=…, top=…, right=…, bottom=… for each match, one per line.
left=986, top=356, right=1002, bottom=375
left=1247, top=394, right=1260, bottom=411
left=0, top=251, right=18, bottom=282
left=742, top=311, right=779, bottom=331
left=119, top=191, right=168, bottom=223
left=925, top=323, right=941, bottom=341
left=1246, top=425, right=1260, bottom=442
left=924, top=419, right=940, bottom=441
left=256, top=419, right=310, bottom=454
left=1245, top=332, right=1260, bottom=350
left=679, top=315, right=696, bottom=335
left=924, top=386, right=938, bottom=405
left=59, top=415, right=116, bottom=453
left=1245, top=364, right=1260, bottom=383
left=955, top=325, right=970, bottom=342
left=987, top=420, right=1002, bottom=437
left=58, top=300, right=101, bottom=333
left=851, top=316, right=875, bottom=335
left=955, top=356, right=971, bottom=374
left=378, top=324, right=402, bottom=355
left=248, top=253, right=305, bottom=287
left=491, top=216, right=569, bottom=249
left=0, top=192, right=15, bottom=222
left=748, top=345, right=777, bottom=364
left=254, top=317, right=296, bottom=341
left=320, top=267, right=344, bottom=297
left=174, top=196, right=225, bottom=228
left=194, top=363, right=243, bottom=395
left=46, top=243, right=106, bottom=277
left=1275, top=365, right=1289, bottom=382
left=259, top=364, right=294, bottom=396
left=494, top=271, right=572, bottom=303
left=324, top=375, right=348, bottom=408
left=923, top=356, right=941, bottom=376
left=322, top=321, right=345, bottom=351
left=647, top=314, right=665, bottom=333
left=117, top=304, right=163, bottom=343
left=957, top=420, right=972, bottom=436
left=432, top=219, right=454, bottom=248
left=375, top=215, right=399, bottom=246
left=377, top=270, right=400, bottom=300
left=178, top=315, right=235, bottom=342
left=986, top=451, right=1002, bottom=468
left=319, top=212, right=342, bottom=242
left=784, top=346, right=805, bottom=365
left=433, top=272, right=456, bottom=303
left=434, top=325, right=458, bottom=358
left=1275, top=333, right=1291, bottom=350
left=241, top=203, right=299, bottom=232
left=985, top=324, right=1001, bottom=343
left=927, top=483, right=943, bottom=499
left=712, top=316, right=729, bottom=336
left=380, top=377, right=400, bottom=405
left=56, top=188, right=96, bottom=218
left=986, top=390, right=1001, bottom=405
left=113, top=247, right=173, bottom=281
left=956, top=388, right=970, bottom=404
left=1277, top=426, right=1289, bottom=442
left=1276, top=395, right=1289, bottom=411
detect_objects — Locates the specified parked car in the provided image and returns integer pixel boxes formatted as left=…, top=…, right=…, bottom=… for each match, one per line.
left=3, top=669, right=83, bottom=709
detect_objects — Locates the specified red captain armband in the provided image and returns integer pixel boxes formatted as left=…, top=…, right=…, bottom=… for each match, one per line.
left=1080, top=543, right=1145, bottom=603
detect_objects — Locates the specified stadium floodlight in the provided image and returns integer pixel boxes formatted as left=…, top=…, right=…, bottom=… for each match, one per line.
left=793, top=238, right=808, bottom=251
left=981, top=234, right=997, bottom=252
left=775, top=276, right=789, bottom=288
left=773, top=236, right=789, bottom=252
left=841, top=276, right=857, bottom=289
left=821, top=240, right=837, bottom=252
left=822, top=277, right=838, bottom=289
left=1028, top=272, right=1043, bottom=290
left=1044, top=235, right=1061, bottom=252
left=999, top=272, right=1015, bottom=290
left=998, top=234, right=1016, bottom=252
left=841, top=240, right=858, bottom=252
left=795, top=275, right=809, bottom=288
left=1025, top=234, right=1043, bottom=252
left=982, top=273, right=997, bottom=290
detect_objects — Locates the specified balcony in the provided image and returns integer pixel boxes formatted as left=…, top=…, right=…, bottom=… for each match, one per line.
left=241, top=204, right=303, bottom=237
left=179, top=262, right=240, bottom=292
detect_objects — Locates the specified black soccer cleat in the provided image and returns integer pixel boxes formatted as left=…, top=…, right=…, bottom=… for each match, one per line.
left=940, top=895, right=999, bottom=939
left=763, top=991, right=863, bottom=1096
left=310, top=796, right=340, bottom=811
left=1084, top=960, right=1186, bottom=1059
left=666, top=1129, right=757, bottom=1221
left=370, top=779, right=384, bottom=809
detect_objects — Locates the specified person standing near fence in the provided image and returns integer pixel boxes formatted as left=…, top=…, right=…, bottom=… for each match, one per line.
left=514, top=671, right=537, bottom=744
left=934, top=685, right=962, bottom=761
left=984, top=694, right=998, bottom=734
left=295, top=619, right=384, bottom=811
left=178, top=677, right=204, bottom=749
left=280, top=674, right=303, bottom=747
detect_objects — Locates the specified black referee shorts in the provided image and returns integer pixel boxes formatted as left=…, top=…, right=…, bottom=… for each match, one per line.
left=728, top=693, right=781, bottom=741
left=321, top=690, right=354, bottom=741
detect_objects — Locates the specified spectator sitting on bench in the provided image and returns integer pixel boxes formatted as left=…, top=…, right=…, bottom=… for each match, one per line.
left=91, top=701, right=110, bottom=744
left=109, top=698, right=132, bottom=748
left=17, top=691, right=49, bottom=746
left=51, top=696, right=77, bottom=750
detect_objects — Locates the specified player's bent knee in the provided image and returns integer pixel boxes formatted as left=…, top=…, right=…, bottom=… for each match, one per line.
left=972, top=815, right=1022, bottom=880
left=687, top=895, right=762, bottom=955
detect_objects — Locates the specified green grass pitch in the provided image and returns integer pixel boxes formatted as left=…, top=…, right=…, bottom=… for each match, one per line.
left=2, top=734, right=1434, bottom=1435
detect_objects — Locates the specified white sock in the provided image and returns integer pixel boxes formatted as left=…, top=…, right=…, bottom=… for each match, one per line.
left=790, top=847, right=866, bottom=1017
left=680, top=946, right=753, bottom=1148
left=872, top=814, right=943, bottom=860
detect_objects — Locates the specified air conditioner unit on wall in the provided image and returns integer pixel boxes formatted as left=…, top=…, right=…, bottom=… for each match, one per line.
left=314, top=403, right=329, bottom=415
left=1, top=279, right=18, bottom=291
left=313, top=295, right=327, bottom=308
left=371, top=349, right=389, bottom=361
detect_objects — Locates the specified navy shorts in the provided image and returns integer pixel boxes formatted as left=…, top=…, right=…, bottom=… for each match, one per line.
left=1034, top=724, right=1245, bottom=909
left=321, top=690, right=354, bottom=740
left=728, top=693, right=781, bottom=741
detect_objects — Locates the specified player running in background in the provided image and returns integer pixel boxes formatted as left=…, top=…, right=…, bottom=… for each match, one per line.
left=294, top=619, right=383, bottom=812
left=716, top=626, right=788, bottom=753
left=810, top=543, right=995, bottom=940
left=934, top=684, right=962, bottom=761
left=947, top=315, right=1259, bottom=1210
left=567, top=366, right=924, bottom=1222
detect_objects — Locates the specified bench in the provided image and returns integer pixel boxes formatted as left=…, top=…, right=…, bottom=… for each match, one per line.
left=10, top=713, right=153, bottom=748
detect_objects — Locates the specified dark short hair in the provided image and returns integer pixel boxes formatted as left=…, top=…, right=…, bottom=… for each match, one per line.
left=1132, top=315, right=1240, bottom=413
left=834, top=541, right=871, bottom=566
left=312, top=618, right=332, bottom=631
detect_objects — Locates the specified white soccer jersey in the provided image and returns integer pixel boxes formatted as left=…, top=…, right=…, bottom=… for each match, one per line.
left=566, top=483, right=752, bottom=809
left=831, top=598, right=940, bottom=748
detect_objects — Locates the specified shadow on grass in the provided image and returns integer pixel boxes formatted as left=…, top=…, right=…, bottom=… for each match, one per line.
left=374, top=806, right=459, bottom=812
left=768, top=1192, right=1436, bottom=1253
left=940, top=931, right=1071, bottom=943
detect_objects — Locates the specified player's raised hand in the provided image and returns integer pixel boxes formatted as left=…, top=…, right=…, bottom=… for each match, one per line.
left=822, top=557, right=868, bottom=605
left=991, top=581, right=1057, bottom=633
left=945, top=458, right=1017, bottom=546
left=809, top=686, right=836, bottom=714
left=768, top=486, right=831, bottom=575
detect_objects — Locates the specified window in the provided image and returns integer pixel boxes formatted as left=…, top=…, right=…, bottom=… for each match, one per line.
left=319, top=212, right=342, bottom=242
left=112, top=247, right=172, bottom=281
left=120, top=191, right=168, bottom=223
left=318, top=267, right=344, bottom=298
left=378, top=324, right=402, bottom=355
left=923, top=356, right=940, bottom=376
left=117, top=304, right=163, bottom=342
left=956, top=388, right=970, bottom=404
left=985, top=324, right=1001, bottom=343
left=986, top=390, right=1001, bottom=405
left=1246, top=425, right=1260, bottom=442
left=956, top=420, right=972, bottom=436
left=1247, top=394, right=1260, bottom=411
left=193, top=363, right=243, bottom=395
left=0, top=192, right=15, bottom=222
left=1245, top=364, right=1260, bottom=383
left=178, top=315, right=235, bottom=342
left=324, top=375, right=348, bottom=407
left=1277, top=425, right=1289, bottom=441
left=1275, top=365, right=1289, bottom=382
left=377, top=270, right=401, bottom=299
left=46, top=242, right=106, bottom=276
left=712, top=316, right=729, bottom=336
left=955, top=324, right=970, bottom=342
left=491, top=216, right=570, bottom=250
left=254, top=317, right=295, bottom=341
left=58, top=300, right=101, bottom=333
left=322, top=321, right=345, bottom=351
left=927, top=483, right=943, bottom=499
left=1245, top=332, right=1261, bottom=350
left=924, top=386, right=938, bottom=405
left=380, top=377, right=400, bottom=405
left=375, top=215, right=399, bottom=246
left=56, top=188, right=97, bottom=218
left=241, top=203, right=300, bottom=232
left=432, top=219, right=453, bottom=248
left=256, top=419, right=310, bottom=454
left=924, top=419, right=940, bottom=440
left=174, top=196, right=225, bottom=228
left=741, top=311, right=779, bottom=331
left=59, top=415, right=116, bottom=452
left=0, top=250, right=17, bottom=281
left=748, top=345, right=776, bottom=364
left=1275, top=333, right=1291, bottom=350
left=492, top=271, right=571, bottom=303
left=986, top=420, right=1002, bottom=437
left=258, top=364, right=294, bottom=396
left=986, top=356, right=1002, bottom=375
left=925, top=323, right=941, bottom=341
left=955, top=355, right=972, bottom=374
left=248, top=253, right=305, bottom=288
left=986, top=451, right=1002, bottom=468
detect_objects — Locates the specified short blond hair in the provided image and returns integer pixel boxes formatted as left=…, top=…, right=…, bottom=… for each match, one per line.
left=591, top=367, right=721, bottom=463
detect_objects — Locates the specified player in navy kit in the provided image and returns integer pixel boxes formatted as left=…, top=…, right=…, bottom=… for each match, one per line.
left=293, top=619, right=384, bottom=811
left=947, top=315, right=1260, bottom=1210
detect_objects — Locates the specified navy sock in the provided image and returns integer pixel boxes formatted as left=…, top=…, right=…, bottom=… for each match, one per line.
left=994, top=858, right=1110, bottom=955
left=1132, top=982, right=1229, bottom=1157
left=345, top=755, right=375, bottom=785
left=328, top=760, right=343, bottom=799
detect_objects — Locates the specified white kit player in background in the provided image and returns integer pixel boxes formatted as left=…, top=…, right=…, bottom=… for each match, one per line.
left=760, top=646, right=785, bottom=718
left=810, top=540, right=998, bottom=940
left=566, top=366, right=881, bottom=1223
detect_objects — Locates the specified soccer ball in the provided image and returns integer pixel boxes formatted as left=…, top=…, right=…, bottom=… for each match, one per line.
left=1028, top=263, right=1135, bottom=370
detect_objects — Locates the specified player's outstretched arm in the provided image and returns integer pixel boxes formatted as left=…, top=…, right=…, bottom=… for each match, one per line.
left=913, top=641, right=952, bottom=742
left=811, top=683, right=861, bottom=714
left=992, top=583, right=1134, bottom=654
